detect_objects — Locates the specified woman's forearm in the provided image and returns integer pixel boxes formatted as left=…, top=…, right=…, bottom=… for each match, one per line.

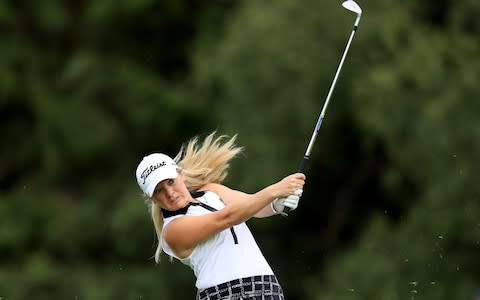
left=253, top=203, right=278, bottom=218
left=221, top=185, right=279, bottom=225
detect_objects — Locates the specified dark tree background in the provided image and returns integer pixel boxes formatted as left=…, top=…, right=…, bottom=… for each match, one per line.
left=1, top=0, right=479, bottom=299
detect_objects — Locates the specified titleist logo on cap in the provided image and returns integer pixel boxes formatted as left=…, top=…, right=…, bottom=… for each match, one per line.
left=141, top=161, right=167, bottom=184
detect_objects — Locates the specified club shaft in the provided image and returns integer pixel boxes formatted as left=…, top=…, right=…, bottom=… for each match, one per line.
left=305, top=23, right=358, bottom=159
left=282, top=20, right=360, bottom=216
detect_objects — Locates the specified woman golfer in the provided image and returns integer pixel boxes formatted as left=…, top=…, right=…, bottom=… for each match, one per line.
left=135, top=133, right=305, bottom=300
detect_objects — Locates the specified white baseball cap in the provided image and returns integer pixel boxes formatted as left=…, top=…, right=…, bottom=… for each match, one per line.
left=135, top=153, right=179, bottom=197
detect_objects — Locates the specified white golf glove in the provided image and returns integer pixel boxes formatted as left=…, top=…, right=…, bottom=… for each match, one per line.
left=272, top=189, right=303, bottom=215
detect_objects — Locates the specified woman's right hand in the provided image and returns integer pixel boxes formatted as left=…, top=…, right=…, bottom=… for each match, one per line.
left=272, top=173, right=306, bottom=198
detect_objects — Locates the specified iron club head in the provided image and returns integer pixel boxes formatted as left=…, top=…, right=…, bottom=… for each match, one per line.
left=342, top=0, right=362, bottom=15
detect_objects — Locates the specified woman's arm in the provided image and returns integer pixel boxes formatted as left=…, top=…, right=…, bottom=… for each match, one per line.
left=164, top=173, right=305, bottom=258
left=204, top=183, right=278, bottom=218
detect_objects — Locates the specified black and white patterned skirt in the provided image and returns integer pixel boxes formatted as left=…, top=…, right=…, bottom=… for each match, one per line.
left=196, top=275, right=285, bottom=300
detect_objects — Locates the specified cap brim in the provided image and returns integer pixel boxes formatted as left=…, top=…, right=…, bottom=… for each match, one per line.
left=145, top=167, right=178, bottom=197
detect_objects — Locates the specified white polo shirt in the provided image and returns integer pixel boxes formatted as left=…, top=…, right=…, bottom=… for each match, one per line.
left=161, top=191, right=274, bottom=289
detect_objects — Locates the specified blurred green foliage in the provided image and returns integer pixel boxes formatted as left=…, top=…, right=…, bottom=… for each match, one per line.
left=1, top=0, right=479, bottom=299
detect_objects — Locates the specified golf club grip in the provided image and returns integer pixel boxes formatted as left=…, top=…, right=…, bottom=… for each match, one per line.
left=281, top=204, right=292, bottom=215
left=299, top=156, right=309, bottom=173
left=281, top=156, right=309, bottom=216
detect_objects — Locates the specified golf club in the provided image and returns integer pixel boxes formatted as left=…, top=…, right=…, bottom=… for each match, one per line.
left=282, top=0, right=362, bottom=216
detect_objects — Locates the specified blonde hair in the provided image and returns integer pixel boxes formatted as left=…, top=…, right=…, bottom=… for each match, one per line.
left=150, top=132, right=243, bottom=263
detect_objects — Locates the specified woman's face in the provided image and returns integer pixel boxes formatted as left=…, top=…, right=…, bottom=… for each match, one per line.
left=151, top=172, right=191, bottom=211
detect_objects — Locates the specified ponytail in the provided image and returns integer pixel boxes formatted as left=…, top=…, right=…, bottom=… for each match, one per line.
left=174, top=132, right=243, bottom=191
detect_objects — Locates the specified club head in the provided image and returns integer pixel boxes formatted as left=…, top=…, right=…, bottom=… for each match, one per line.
left=342, top=0, right=362, bottom=15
